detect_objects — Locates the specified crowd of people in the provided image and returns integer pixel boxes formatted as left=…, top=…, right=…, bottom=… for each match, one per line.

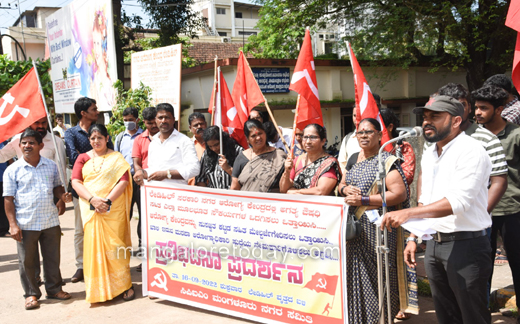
left=1, top=73, right=519, bottom=324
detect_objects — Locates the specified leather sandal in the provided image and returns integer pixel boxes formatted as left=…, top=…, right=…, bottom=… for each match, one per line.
left=25, top=296, right=39, bottom=310
left=46, top=291, right=71, bottom=300
left=123, top=286, right=135, bottom=301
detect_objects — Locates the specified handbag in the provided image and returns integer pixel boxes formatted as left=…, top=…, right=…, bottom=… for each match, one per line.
left=345, top=211, right=362, bottom=241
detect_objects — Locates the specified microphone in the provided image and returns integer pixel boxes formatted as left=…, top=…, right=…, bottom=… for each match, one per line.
left=406, top=126, right=423, bottom=138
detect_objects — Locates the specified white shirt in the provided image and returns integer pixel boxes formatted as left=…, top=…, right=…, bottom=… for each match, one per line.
left=146, top=129, right=200, bottom=184
left=419, top=132, right=492, bottom=233
left=0, top=132, right=67, bottom=184
left=338, top=131, right=361, bottom=174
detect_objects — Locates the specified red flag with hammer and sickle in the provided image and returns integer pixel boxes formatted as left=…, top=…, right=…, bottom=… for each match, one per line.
left=0, top=67, right=46, bottom=143
left=303, top=272, right=339, bottom=296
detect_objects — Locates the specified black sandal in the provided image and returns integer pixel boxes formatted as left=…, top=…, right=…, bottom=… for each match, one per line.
left=123, top=286, right=135, bottom=301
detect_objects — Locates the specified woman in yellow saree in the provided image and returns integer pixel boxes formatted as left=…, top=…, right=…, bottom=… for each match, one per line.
left=71, top=124, right=134, bottom=303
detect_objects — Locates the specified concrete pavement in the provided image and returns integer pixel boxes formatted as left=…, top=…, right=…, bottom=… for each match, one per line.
left=0, top=206, right=516, bottom=323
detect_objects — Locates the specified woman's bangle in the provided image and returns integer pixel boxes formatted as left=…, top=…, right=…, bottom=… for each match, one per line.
left=361, top=196, right=370, bottom=206
left=88, top=196, right=94, bottom=203
left=340, top=186, right=347, bottom=196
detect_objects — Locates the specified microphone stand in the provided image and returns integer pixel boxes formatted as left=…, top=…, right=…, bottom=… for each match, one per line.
left=376, top=134, right=409, bottom=324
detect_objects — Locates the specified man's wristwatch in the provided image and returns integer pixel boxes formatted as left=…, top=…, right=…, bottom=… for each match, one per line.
left=167, top=170, right=172, bottom=179
left=406, top=236, right=418, bottom=244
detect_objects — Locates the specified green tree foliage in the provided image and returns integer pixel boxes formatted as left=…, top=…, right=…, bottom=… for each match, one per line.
left=246, top=0, right=516, bottom=90
left=0, top=56, right=53, bottom=104
left=123, top=0, right=207, bottom=48
left=108, top=80, right=152, bottom=137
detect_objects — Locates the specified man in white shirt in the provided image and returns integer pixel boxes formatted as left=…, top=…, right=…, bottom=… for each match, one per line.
left=144, top=103, right=200, bottom=184
left=337, top=107, right=361, bottom=174
left=381, top=96, right=492, bottom=324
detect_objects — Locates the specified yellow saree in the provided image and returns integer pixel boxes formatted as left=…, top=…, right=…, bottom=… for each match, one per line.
left=79, top=152, right=133, bottom=303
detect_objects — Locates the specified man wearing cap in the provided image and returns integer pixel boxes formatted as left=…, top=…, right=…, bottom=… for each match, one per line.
left=381, top=95, right=493, bottom=324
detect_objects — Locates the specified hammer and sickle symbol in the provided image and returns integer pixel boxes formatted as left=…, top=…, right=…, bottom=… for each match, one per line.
left=0, top=93, right=30, bottom=126
left=150, top=272, right=168, bottom=291
left=317, top=278, right=327, bottom=289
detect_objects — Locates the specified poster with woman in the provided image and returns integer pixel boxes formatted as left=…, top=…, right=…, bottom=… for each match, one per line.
left=46, top=0, right=117, bottom=113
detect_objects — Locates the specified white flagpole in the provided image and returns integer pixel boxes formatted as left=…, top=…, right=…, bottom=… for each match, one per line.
left=217, top=67, right=223, bottom=156
left=32, top=60, right=67, bottom=191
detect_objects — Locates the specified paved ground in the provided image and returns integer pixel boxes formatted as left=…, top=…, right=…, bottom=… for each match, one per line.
left=0, top=207, right=516, bottom=323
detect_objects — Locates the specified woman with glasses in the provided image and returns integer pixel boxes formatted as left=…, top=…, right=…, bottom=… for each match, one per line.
left=230, top=119, right=287, bottom=192
left=279, top=124, right=340, bottom=195
left=338, top=118, right=411, bottom=323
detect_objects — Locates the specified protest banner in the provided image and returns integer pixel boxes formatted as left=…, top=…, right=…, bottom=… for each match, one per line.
left=131, top=45, right=183, bottom=122
left=140, top=182, right=348, bottom=324
left=46, top=0, right=118, bottom=113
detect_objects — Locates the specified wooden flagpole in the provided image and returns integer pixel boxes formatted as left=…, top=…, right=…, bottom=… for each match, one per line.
left=217, top=67, right=223, bottom=156
left=210, top=56, right=218, bottom=126
left=243, top=56, right=290, bottom=152
left=289, top=95, right=301, bottom=158
left=32, top=60, right=67, bottom=191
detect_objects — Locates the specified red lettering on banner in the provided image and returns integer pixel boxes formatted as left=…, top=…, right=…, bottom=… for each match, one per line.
left=226, top=256, right=302, bottom=284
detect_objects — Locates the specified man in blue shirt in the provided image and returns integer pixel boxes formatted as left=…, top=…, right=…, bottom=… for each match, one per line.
left=64, top=97, right=113, bottom=283
left=115, top=107, right=143, bottom=222
left=4, top=128, right=72, bottom=310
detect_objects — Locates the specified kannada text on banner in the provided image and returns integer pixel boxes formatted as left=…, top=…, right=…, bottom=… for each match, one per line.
left=131, top=45, right=182, bottom=122
left=139, top=182, right=348, bottom=324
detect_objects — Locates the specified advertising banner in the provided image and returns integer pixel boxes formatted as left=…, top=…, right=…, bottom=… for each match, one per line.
left=252, top=68, right=291, bottom=93
left=131, top=45, right=182, bottom=122
left=46, top=0, right=118, bottom=113
left=141, top=182, right=348, bottom=324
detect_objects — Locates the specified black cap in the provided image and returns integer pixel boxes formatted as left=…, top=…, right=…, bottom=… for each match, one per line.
left=412, top=95, right=464, bottom=117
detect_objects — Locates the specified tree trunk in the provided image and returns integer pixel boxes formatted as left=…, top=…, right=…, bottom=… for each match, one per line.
left=112, top=0, right=125, bottom=84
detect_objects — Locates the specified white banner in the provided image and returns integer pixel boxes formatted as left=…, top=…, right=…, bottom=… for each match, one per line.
left=46, top=0, right=118, bottom=113
left=131, top=45, right=182, bottom=122
left=141, top=181, right=349, bottom=324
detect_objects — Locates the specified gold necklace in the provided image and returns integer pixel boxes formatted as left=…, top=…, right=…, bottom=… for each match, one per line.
left=92, top=149, right=108, bottom=173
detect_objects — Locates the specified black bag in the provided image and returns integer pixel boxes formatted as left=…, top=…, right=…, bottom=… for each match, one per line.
left=345, top=212, right=362, bottom=241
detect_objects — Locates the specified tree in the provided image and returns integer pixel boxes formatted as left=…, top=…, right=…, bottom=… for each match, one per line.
left=245, top=0, right=516, bottom=90
left=122, top=0, right=207, bottom=47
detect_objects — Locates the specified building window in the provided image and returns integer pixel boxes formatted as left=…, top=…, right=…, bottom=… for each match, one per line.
left=319, top=34, right=324, bottom=39
left=235, top=12, right=242, bottom=18
left=216, top=8, right=226, bottom=15
left=219, top=32, right=227, bottom=36
left=238, top=31, right=257, bottom=36
left=329, top=34, right=335, bottom=39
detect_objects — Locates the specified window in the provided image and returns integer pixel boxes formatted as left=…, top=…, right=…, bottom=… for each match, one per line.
left=319, top=34, right=324, bottom=39
left=216, top=8, right=226, bottom=15
left=219, top=32, right=227, bottom=36
left=329, top=34, right=335, bottom=39
left=238, top=31, right=257, bottom=36
left=235, top=12, right=242, bottom=18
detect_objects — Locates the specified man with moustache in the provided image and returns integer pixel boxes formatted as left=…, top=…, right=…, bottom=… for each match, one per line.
left=473, top=85, right=520, bottom=320
left=143, top=103, right=200, bottom=184
left=187, top=112, right=207, bottom=185
left=381, top=96, right=493, bottom=324
left=64, top=97, right=113, bottom=283
left=4, top=128, right=72, bottom=310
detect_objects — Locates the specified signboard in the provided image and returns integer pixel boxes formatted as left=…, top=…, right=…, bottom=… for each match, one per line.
left=46, top=0, right=118, bottom=113
left=252, top=68, right=291, bottom=93
left=141, top=182, right=348, bottom=324
left=131, top=45, right=182, bottom=122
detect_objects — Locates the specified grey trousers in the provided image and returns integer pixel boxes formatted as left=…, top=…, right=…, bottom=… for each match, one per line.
left=425, top=235, right=492, bottom=324
left=17, top=226, right=63, bottom=299
left=73, top=197, right=83, bottom=269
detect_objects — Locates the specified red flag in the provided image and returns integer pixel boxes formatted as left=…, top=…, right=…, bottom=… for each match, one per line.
left=0, top=67, right=47, bottom=143
left=290, top=29, right=324, bottom=130
left=290, top=29, right=322, bottom=112
left=303, top=273, right=338, bottom=296
left=215, top=69, right=248, bottom=148
left=348, top=43, right=391, bottom=151
left=231, top=51, right=265, bottom=118
left=506, top=0, right=520, bottom=91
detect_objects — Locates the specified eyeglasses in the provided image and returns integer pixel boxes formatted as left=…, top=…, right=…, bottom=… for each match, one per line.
left=302, top=135, right=320, bottom=141
left=356, top=130, right=376, bottom=137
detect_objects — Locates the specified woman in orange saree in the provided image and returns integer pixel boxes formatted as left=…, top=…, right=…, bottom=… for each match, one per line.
left=72, top=124, right=134, bottom=303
